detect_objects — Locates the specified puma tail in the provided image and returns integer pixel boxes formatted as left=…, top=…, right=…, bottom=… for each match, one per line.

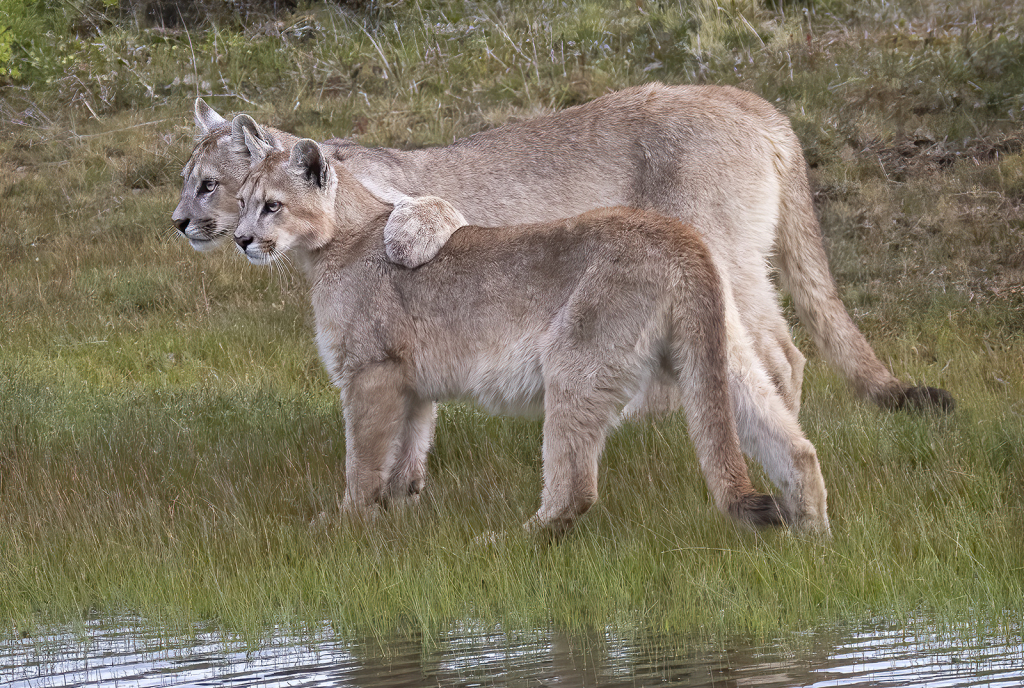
left=770, top=132, right=954, bottom=412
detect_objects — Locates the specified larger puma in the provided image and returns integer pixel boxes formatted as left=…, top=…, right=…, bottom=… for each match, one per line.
left=232, top=132, right=830, bottom=535
left=172, top=85, right=951, bottom=413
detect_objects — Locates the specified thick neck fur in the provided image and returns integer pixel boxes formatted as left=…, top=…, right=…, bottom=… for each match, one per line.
left=300, top=162, right=392, bottom=283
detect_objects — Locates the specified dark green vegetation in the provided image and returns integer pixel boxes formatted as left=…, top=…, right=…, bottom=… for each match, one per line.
left=1, top=0, right=1022, bottom=645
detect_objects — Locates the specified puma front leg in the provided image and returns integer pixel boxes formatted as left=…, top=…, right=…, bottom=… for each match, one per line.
left=340, top=361, right=415, bottom=517
left=383, top=196, right=467, bottom=268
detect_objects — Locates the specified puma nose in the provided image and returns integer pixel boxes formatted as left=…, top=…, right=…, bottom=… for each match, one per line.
left=173, top=218, right=189, bottom=233
left=234, top=234, right=254, bottom=250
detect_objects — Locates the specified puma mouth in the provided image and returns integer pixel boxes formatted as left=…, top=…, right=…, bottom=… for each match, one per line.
left=188, top=236, right=219, bottom=252
left=245, top=253, right=272, bottom=266
left=240, top=244, right=277, bottom=266
left=183, top=219, right=223, bottom=244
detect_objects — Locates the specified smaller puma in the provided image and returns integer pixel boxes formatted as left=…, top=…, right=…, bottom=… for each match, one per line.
left=234, top=132, right=830, bottom=536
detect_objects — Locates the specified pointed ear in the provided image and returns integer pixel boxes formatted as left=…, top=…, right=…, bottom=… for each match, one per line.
left=194, top=98, right=227, bottom=134
left=290, top=139, right=331, bottom=189
left=242, top=128, right=274, bottom=165
left=231, top=114, right=279, bottom=159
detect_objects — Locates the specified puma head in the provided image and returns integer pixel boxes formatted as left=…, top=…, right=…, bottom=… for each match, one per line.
left=234, top=136, right=336, bottom=265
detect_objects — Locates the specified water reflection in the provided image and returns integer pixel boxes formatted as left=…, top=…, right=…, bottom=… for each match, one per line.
left=2, top=618, right=1021, bottom=687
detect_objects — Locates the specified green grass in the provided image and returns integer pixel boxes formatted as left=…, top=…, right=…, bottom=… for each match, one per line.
left=1, top=0, right=1023, bottom=647
left=2, top=374, right=1021, bottom=643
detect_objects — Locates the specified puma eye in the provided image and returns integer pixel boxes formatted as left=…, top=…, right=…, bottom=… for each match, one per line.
left=264, top=201, right=281, bottom=213
left=238, top=198, right=246, bottom=210
left=199, top=179, right=218, bottom=194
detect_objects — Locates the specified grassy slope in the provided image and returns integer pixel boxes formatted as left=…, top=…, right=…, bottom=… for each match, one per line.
left=1, top=0, right=1022, bottom=643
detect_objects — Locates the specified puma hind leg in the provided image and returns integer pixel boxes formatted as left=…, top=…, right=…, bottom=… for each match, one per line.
left=727, top=368, right=829, bottom=534
left=721, top=307, right=830, bottom=534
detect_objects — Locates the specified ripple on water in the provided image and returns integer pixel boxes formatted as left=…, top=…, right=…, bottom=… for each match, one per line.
left=2, top=618, right=1022, bottom=687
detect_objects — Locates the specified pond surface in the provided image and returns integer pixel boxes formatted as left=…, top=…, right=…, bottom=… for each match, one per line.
left=2, top=618, right=1021, bottom=687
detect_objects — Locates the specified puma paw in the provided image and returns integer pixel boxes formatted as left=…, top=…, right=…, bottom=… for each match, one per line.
left=384, top=196, right=466, bottom=268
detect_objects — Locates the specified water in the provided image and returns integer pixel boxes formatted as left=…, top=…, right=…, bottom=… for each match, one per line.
left=2, top=618, right=1021, bottom=687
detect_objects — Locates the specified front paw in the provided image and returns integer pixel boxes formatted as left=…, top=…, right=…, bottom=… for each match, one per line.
left=384, top=196, right=466, bottom=268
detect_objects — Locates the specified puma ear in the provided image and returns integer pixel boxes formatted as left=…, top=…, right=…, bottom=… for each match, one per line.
left=231, top=114, right=278, bottom=161
left=242, top=127, right=274, bottom=165
left=290, top=139, right=331, bottom=189
left=194, top=98, right=227, bottom=135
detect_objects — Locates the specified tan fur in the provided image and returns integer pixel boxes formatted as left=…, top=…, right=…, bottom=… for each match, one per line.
left=173, top=87, right=952, bottom=413
left=233, top=134, right=831, bottom=536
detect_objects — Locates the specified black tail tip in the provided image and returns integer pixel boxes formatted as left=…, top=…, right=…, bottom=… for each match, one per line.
left=877, top=385, right=956, bottom=413
left=730, top=493, right=786, bottom=530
